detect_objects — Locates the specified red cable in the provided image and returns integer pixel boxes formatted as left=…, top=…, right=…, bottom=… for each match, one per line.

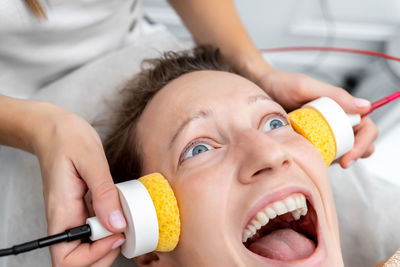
left=362, top=91, right=400, bottom=117
left=260, top=46, right=400, bottom=116
left=259, top=46, right=400, bottom=62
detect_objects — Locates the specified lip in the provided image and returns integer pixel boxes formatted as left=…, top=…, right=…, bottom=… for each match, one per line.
left=241, top=186, right=327, bottom=266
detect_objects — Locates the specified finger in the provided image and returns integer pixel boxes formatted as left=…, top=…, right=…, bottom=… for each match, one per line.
left=361, top=144, right=375, bottom=158
left=91, top=247, right=121, bottom=267
left=339, top=145, right=375, bottom=168
left=62, top=234, right=125, bottom=267
left=73, top=139, right=126, bottom=233
left=315, top=85, right=371, bottom=115
left=339, top=117, right=378, bottom=168
left=47, top=195, right=91, bottom=259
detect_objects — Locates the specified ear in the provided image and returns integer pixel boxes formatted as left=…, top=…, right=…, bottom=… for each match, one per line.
left=135, top=252, right=178, bottom=267
left=135, top=252, right=159, bottom=266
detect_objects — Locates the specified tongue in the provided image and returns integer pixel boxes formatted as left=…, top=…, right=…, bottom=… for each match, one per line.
left=248, top=229, right=315, bottom=261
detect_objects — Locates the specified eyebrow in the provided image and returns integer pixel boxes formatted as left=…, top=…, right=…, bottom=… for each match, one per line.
left=248, top=94, right=271, bottom=104
left=169, top=110, right=212, bottom=149
left=168, top=94, right=273, bottom=149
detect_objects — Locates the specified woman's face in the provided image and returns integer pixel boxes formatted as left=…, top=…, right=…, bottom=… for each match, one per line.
left=136, top=71, right=343, bottom=266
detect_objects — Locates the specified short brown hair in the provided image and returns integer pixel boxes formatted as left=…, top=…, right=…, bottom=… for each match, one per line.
left=104, top=46, right=234, bottom=183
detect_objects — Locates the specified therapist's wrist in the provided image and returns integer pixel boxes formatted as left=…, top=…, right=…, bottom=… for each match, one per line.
left=29, top=101, right=72, bottom=156
left=230, top=51, right=276, bottom=86
left=0, top=95, right=50, bottom=153
left=20, top=100, right=60, bottom=154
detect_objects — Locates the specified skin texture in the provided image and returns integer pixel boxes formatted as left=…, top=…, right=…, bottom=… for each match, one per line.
left=135, top=71, right=344, bottom=266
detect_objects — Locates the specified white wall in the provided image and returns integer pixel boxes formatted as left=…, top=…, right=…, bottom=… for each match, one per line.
left=235, top=0, right=399, bottom=74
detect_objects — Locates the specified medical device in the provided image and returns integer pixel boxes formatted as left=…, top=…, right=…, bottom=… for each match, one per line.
left=0, top=173, right=180, bottom=258
left=289, top=91, right=400, bottom=166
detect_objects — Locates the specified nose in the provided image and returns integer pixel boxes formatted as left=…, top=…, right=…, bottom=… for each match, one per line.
left=235, top=129, right=291, bottom=184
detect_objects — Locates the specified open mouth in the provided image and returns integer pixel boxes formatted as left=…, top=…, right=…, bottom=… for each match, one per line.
left=242, top=193, right=318, bottom=261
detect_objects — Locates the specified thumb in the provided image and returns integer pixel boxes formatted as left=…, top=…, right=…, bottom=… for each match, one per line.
left=75, top=152, right=127, bottom=233
left=92, top=180, right=127, bottom=233
left=325, top=87, right=371, bottom=115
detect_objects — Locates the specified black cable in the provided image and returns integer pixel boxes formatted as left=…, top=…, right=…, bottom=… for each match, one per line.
left=0, top=224, right=91, bottom=257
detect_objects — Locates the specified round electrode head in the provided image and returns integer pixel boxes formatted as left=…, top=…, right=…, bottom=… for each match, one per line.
left=304, top=97, right=356, bottom=160
left=116, top=180, right=159, bottom=258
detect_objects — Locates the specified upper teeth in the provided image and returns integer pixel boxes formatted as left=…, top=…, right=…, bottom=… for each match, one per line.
left=242, top=193, right=308, bottom=243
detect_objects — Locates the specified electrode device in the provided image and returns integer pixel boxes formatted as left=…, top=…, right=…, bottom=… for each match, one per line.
left=0, top=173, right=180, bottom=258
left=289, top=91, right=399, bottom=166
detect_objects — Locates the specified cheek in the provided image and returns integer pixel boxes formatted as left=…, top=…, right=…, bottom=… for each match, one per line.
left=287, top=134, right=326, bottom=173
left=287, top=135, right=339, bottom=228
left=172, top=169, right=231, bottom=249
left=286, top=134, right=332, bottom=192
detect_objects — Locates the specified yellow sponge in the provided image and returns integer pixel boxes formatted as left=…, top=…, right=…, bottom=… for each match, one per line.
left=138, top=173, right=180, bottom=252
left=288, top=107, right=336, bottom=166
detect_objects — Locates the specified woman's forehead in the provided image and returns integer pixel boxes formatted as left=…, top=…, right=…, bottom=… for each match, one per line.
left=138, top=71, right=276, bottom=138
left=148, top=70, right=268, bottom=113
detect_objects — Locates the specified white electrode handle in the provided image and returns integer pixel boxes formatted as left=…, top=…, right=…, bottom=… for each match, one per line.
left=347, top=113, right=361, bottom=127
left=86, top=217, right=112, bottom=241
left=85, top=180, right=159, bottom=259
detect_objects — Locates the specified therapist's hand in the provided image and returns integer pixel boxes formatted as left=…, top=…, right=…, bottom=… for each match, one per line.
left=256, top=68, right=378, bottom=168
left=32, top=103, right=126, bottom=266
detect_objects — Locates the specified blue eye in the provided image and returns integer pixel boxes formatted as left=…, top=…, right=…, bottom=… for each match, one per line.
left=182, top=143, right=214, bottom=160
left=263, top=116, right=287, bottom=132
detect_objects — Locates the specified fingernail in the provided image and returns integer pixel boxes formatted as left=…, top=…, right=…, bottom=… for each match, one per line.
left=354, top=98, right=370, bottom=108
left=109, top=210, right=127, bottom=229
left=112, top=238, right=125, bottom=250
left=346, top=160, right=355, bottom=168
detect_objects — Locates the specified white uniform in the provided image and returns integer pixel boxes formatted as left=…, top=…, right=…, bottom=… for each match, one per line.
left=0, top=0, right=143, bottom=98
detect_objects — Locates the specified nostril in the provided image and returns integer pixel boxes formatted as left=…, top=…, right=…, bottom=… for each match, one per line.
left=282, top=159, right=290, bottom=168
left=253, top=167, right=272, bottom=176
left=253, top=160, right=290, bottom=176
left=282, top=160, right=290, bottom=167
